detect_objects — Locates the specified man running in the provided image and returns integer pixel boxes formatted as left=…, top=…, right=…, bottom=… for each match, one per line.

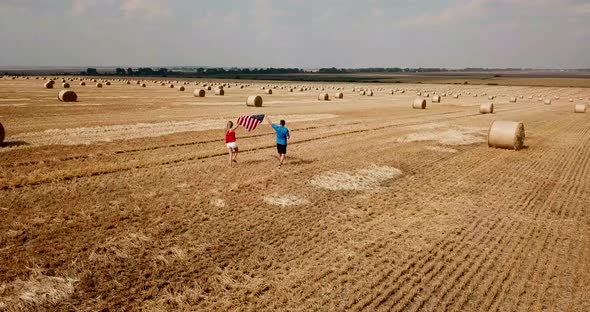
left=267, top=117, right=290, bottom=166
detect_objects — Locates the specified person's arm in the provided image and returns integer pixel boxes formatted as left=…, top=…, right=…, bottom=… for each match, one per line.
left=233, top=124, right=240, bottom=131
left=287, top=130, right=290, bottom=140
left=266, top=116, right=272, bottom=125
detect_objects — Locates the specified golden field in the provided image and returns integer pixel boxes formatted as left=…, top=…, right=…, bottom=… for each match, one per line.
left=1, top=76, right=590, bottom=311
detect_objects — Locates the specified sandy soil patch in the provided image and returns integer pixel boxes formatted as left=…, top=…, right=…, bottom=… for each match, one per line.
left=398, top=125, right=487, bottom=146
left=310, top=165, right=403, bottom=191
left=425, top=146, right=459, bottom=153
left=263, top=194, right=309, bottom=207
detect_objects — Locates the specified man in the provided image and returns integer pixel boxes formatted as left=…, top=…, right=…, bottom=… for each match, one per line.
left=267, top=117, right=290, bottom=166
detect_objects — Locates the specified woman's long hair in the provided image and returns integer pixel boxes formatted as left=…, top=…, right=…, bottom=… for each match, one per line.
left=225, top=121, right=233, bottom=135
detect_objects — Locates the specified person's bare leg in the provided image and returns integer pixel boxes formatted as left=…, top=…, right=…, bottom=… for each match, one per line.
left=233, top=147, right=238, bottom=162
left=279, top=154, right=285, bottom=166
left=228, top=149, right=233, bottom=167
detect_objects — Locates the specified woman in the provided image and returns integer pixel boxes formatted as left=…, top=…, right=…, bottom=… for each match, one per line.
left=225, top=121, right=239, bottom=167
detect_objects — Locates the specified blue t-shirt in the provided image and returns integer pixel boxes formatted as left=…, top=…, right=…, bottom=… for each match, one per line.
left=272, top=124, right=289, bottom=145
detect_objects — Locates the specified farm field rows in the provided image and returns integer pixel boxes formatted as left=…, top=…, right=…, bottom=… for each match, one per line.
left=1, top=77, right=590, bottom=311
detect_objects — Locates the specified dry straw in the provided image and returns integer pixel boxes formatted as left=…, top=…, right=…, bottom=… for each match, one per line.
left=479, top=102, right=494, bottom=114
left=488, top=120, right=525, bottom=150
left=58, top=90, right=77, bottom=102
left=194, top=89, right=206, bottom=97
left=413, top=98, right=426, bottom=109
left=246, top=95, right=263, bottom=107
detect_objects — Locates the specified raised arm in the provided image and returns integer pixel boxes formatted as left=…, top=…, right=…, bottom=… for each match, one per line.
left=266, top=116, right=272, bottom=125
left=233, top=124, right=240, bottom=131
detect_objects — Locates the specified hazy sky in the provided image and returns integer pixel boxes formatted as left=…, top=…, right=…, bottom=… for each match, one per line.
left=0, top=0, right=589, bottom=68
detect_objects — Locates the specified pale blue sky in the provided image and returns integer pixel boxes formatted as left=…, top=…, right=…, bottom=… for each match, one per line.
left=0, top=0, right=589, bottom=68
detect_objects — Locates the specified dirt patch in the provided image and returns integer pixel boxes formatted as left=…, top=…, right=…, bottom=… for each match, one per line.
left=425, top=146, right=458, bottom=153
left=263, top=194, right=309, bottom=207
left=309, top=165, right=403, bottom=191
left=398, top=126, right=487, bottom=146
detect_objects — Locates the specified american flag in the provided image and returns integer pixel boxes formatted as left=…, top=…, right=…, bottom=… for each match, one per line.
left=237, top=114, right=265, bottom=132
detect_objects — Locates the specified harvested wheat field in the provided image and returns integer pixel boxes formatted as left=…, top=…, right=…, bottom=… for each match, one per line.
left=1, top=77, right=590, bottom=311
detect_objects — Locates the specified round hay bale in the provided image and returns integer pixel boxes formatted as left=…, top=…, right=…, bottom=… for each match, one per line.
left=544, top=99, right=552, bottom=105
left=0, top=121, right=4, bottom=145
left=141, top=83, right=146, bottom=87
left=367, top=90, right=373, bottom=96
left=169, top=84, right=174, bottom=88
left=359, top=91, right=366, bottom=95
left=58, top=90, right=77, bottom=102
left=453, top=94, right=459, bottom=99
left=215, top=88, right=225, bottom=96
left=479, top=102, right=494, bottom=114
left=509, top=97, right=517, bottom=103
left=574, top=103, right=587, bottom=113
left=44, top=81, right=54, bottom=89
left=194, top=89, right=206, bottom=97
left=335, top=92, right=344, bottom=99
left=413, top=98, right=427, bottom=109
left=105, top=81, right=111, bottom=86
left=79, top=81, right=86, bottom=86
left=424, top=93, right=429, bottom=98
left=178, top=86, right=185, bottom=91
left=432, top=95, right=441, bottom=103
left=265, top=89, right=273, bottom=95
left=488, top=120, right=525, bottom=150
left=246, top=95, right=263, bottom=107
left=62, top=83, right=70, bottom=88
left=96, top=83, right=103, bottom=88
left=318, top=93, right=329, bottom=101
left=126, top=81, right=131, bottom=85
left=569, top=98, right=574, bottom=102
left=206, top=86, right=212, bottom=90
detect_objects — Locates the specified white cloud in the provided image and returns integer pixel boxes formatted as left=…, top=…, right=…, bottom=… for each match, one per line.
left=121, top=0, right=171, bottom=20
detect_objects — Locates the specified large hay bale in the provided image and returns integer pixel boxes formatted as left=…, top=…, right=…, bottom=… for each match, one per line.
left=265, top=89, right=273, bottom=95
left=96, top=83, right=103, bottom=88
left=246, top=95, right=263, bottom=107
left=58, top=90, right=77, bottom=102
left=0, top=122, right=4, bottom=145
left=318, top=93, right=329, bottom=101
left=178, top=86, right=185, bottom=91
left=335, top=92, right=344, bottom=99
left=574, top=103, right=587, bottom=113
left=215, top=88, right=225, bottom=96
left=479, top=102, right=494, bottom=114
left=194, top=89, right=206, bottom=97
left=413, top=98, right=426, bottom=109
left=432, top=95, right=441, bottom=103
left=488, top=120, right=525, bottom=150
left=62, top=83, right=70, bottom=88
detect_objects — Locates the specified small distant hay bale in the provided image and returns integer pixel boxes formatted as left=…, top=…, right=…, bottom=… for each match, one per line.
left=359, top=91, right=366, bottom=95
left=509, top=97, right=517, bottom=103
left=265, top=89, right=273, bottom=95
left=335, top=92, right=344, bottom=99
left=206, top=86, right=212, bottom=90
left=215, top=88, right=225, bottom=96
left=62, top=83, right=70, bottom=88
left=194, top=89, right=206, bottom=97
left=413, top=98, right=427, bottom=109
left=488, top=120, right=525, bottom=150
left=479, top=102, right=494, bottom=114
left=44, top=81, right=54, bottom=89
left=544, top=99, right=551, bottom=105
left=58, top=90, right=77, bottom=102
left=574, top=103, right=587, bottom=113
left=246, top=95, right=263, bottom=107
left=432, top=95, right=441, bottom=103
left=569, top=98, right=574, bottom=102
left=79, top=81, right=86, bottom=86
left=318, top=93, right=329, bottom=101
left=453, top=94, right=459, bottom=99
left=169, top=84, right=175, bottom=88
left=488, top=95, right=494, bottom=100
left=367, top=90, right=373, bottom=96
left=105, top=81, right=111, bottom=86
left=96, top=83, right=103, bottom=88
left=424, top=93, right=430, bottom=98
left=0, top=122, right=4, bottom=145
left=126, top=81, right=131, bottom=84
left=141, top=83, right=146, bottom=87
left=178, top=86, right=185, bottom=91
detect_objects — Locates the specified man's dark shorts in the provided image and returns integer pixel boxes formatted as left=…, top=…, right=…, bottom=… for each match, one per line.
left=277, top=144, right=287, bottom=155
